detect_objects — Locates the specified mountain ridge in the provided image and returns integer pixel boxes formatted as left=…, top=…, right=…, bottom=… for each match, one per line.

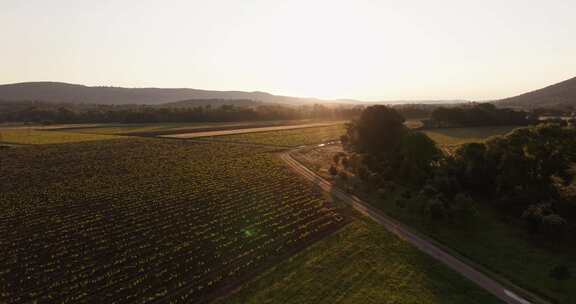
left=0, top=82, right=470, bottom=106
left=495, top=76, right=576, bottom=108
left=0, top=82, right=320, bottom=105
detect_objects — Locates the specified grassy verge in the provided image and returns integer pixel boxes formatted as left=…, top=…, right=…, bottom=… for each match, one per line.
left=295, top=142, right=576, bottom=303
left=220, top=218, right=500, bottom=304
left=365, top=188, right=575, bottom=303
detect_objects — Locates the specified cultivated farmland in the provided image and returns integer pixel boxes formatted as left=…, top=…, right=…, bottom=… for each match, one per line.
left=421, top=126, right=518, bottom=155
left=0, top=139, right=346, bottom=303
left=58, top=120, right=326, bottom=136
left=221, top=219, right=500, bottom=304
left=205, top=124, right=346, bottom=147
left=0, top=129, right=120, bottom=145
left=422, top=126, right=517, bottom=145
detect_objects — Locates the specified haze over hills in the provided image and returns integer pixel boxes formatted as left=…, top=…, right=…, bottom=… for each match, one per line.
left=495, top=76, right=576, bottom=108
left=0, top=82, right=471, bottom=106
left=4, top=78, right=576, bottom=108
left=0, top=82, right=322, bottom=105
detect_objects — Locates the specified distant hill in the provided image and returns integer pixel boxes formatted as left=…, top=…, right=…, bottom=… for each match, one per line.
left=496, top=76, right=576, bottom=108
left=0, top=81, right=474, bottom=107
left=0, top=82, right=320, bottom=105
left=161, top=99, right=260, bottom=108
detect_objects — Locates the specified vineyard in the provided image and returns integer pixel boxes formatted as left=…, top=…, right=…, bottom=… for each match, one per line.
left=204, top=125, right=346, bottom=147
left=59, top=120, right=317, bottom=136
left=221, top=219, right=499, bottom=304
left=0, top=129, right=120, bottom=145
left=0, top=139, right=346, bottom=303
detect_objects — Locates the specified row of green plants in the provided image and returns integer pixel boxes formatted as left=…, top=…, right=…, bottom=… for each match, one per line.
left=0, top=139, right=345, bottom=303
left=207, top=125, right=345, bottom=147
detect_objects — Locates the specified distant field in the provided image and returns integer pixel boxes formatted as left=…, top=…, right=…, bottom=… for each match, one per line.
left=205, top=124, right=346, bottom=147
left=221, top=219, right=499, bottom=304
left=405, top=119, right=424, bottom=129
left=163, top=122, right=343, bottom=140
left=422, top=126, right=518, bottom=145
left=61, top=122, right=250, bottom=135
left=0, top=129, right=120, bottom=145
left=58, top=120, right=325, bottom=136
left=0, top=139, right=346, bottom=303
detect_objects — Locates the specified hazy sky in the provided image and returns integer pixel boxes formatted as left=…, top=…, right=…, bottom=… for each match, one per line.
left=1, top=0, right=575, bottom=100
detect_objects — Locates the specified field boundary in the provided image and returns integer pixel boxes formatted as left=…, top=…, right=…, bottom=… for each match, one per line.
left=159, top=122, right=343, bottom=139
left=207, top=222, right=351, bottom=304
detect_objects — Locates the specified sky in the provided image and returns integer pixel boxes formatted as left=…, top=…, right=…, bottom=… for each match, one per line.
left=1, top=0, right=575, bottom=101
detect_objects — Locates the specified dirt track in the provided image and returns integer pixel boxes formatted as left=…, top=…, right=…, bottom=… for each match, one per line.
left=280, top=150, right=547, bottom=304
left=160, top=122, right=342, bottom=139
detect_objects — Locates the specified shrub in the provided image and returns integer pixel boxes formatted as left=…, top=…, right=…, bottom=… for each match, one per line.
left=395, top=197, right=407, bottom=209
left=333, top=154, right=341, bottom=165
left=328, top=165, right=338, bottom=176
left=541, top=214, right=568, bottom=239
left=341, top=157, right=349, bottom=168
left=425, top=198, right=446, bottom=221
left=357, top=165, right=370, bottom=181
left=452, top=193, right=478, bottom=223
left=550, top=265, right=571, bottom=281
left=521, top=203, right=553, bottom=235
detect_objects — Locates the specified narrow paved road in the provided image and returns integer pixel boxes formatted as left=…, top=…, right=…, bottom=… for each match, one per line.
left=280, top=151, right=548, bottom=304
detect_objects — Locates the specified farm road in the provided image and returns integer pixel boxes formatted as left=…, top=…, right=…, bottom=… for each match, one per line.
left=280, top=150, right=548, bottom=304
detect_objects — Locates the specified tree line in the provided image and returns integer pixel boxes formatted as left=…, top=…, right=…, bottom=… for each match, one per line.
left=340, top=105, right=576, bottom=241
left=0, top=101, right=363, bottom=124
left=425, top=103, right=534, bottom=128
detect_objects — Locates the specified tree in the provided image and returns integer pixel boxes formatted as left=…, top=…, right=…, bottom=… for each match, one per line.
left=550, top=265, right=571, bottom=285
left=430, top=104, right=530, bottom=127
left=425, top=197, right=446, bottom=221
left=452, top=193, right=478, bottom=224
left=344, top=105, right=407, bottom=155
left=541, top=214, right=567, bottom=239
left=453, top=142, right=492, bottom=192
left=328, top=165, right=338, bottom=176
left=344, top=106, right=442, bottom=187
left=521, top=203, right=553, bottom=235
left=397, top=132, right=442, bottom=185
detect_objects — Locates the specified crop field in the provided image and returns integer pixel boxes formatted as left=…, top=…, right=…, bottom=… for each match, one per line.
left=59, top=122, right=249, bottom=135
left=59, top=120, right=321, bottom=136
left=0, top=139, right=346, bottom=303
left=205, top=124, right=346, bottom=147
left=422, top=126, right=518, bottom=145
left=221, top=219, right=499, bottom=304
left=421, top=126, right=518, bottom=155
left=0, top=129, right=120, bottom=145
